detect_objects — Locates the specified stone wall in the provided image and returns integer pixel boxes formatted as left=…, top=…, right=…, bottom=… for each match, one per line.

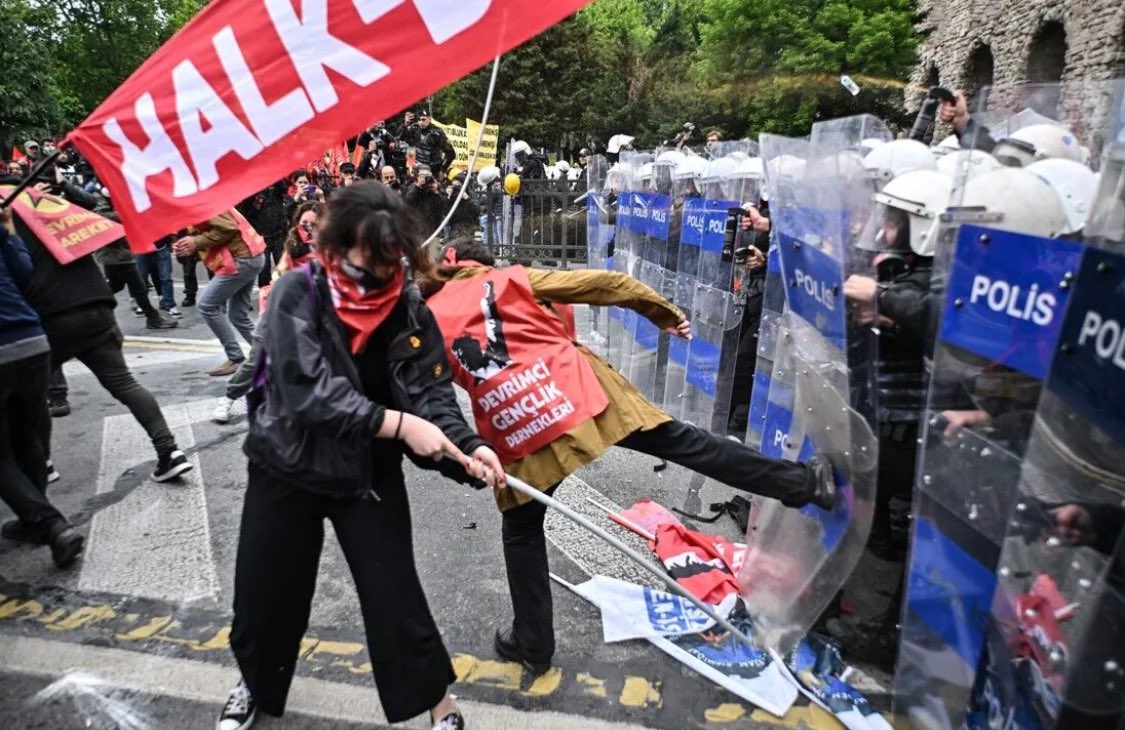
left=908, top=0, right=1125, bottom=112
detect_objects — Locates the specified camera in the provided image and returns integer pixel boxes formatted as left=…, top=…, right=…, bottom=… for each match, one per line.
left=682, top=122, right=696, bottom=132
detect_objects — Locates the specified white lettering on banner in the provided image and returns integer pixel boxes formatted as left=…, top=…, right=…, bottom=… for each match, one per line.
left=969, top=275, right=1055, bottom=326
left=772, top=429, right=786, bottom=448
left=651, top=208, right=667, bottom=224
left=213, top=26, right=314, bottom=146
left=476, top=359, right=552, bottom=412
left=492, top=382, right=566, bottom=429
left=1078, top=311, right=1125, bottom=370
left=685, top=213, right=704, bottom=235
left=351, top=0, right=405, bottom=24
left=265, top=0, right=390, bottom=113
left=412, top=0, right=493, bottom=44
left=173, top=60, right=265, bottom=190
left=103, top=94, right=199, bottom=212
left=794, top=268, right=835, bottom=311
left=504, top=399, right=577, bottom=448
left=707, top=218, right=725, bottom=235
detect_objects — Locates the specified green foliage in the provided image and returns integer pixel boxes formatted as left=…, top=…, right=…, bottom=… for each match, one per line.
left=0, top=0, right=66, bottom=141
left=16, top=0, right=920, bottom=151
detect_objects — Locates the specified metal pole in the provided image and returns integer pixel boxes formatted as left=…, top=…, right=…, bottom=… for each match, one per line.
left=502, top=473, right=759, bottom=652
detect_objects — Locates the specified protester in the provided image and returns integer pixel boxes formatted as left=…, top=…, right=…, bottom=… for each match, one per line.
left=283, top=170, right=325, bottom=223
left=0, top=207, right=84, bottom=568
left=221, top=182, right=503, bottom=730
left=173, top=211, right=266, bottom=376
left=423, top=238, right=837, bottom=675
left=134, top=234, right=181, bottom=317
left=238, top=180, right=290, bottom=288
left=212, top=201, right=325, bottom=423
left=9, top=183, right=193, bottom=483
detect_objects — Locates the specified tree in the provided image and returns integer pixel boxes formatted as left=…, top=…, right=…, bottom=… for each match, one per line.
left=0, top=0, right=67, bottom=145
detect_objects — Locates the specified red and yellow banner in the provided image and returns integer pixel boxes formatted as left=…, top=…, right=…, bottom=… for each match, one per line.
left=1, top=185, right=124, bottom=264
left=66, top=0, right=592, bottom=251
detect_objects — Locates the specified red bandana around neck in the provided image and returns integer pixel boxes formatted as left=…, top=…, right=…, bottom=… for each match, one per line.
left=317, top=251, right=405, bottom=354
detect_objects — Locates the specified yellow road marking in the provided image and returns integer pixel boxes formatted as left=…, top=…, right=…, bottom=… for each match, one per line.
left=0, top=593, right=881, bottom=727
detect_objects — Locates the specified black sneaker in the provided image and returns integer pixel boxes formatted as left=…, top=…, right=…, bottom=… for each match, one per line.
left=146, top=313, right=179, bottom=330
left=432, top=712, right=465, bottom=730
left=47, top=460, right=61, bottom=484
left=182, top=295, right=196, bottom=307
left=47, top=523, right=85, bottom=568
left=153, top=450, right=193, bottom=482
left=2, top=519, right=51, bottom=545
left=48, top=396, right=71, bottom=418
left=217, top=679, right=256, bottom=730
left=806, top=453, right=838, bottom=511
left=494, top=628, right=551, bottom=676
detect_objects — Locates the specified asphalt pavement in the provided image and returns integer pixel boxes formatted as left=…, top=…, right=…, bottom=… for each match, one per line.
left=0, top=269, right=895, bottom=729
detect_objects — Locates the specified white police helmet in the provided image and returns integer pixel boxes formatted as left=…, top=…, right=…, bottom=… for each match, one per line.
left=1026, top=158, right=1099, bottom=234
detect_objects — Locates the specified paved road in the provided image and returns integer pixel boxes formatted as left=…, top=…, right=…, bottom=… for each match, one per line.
left=0, top=274, right=894, bottom=729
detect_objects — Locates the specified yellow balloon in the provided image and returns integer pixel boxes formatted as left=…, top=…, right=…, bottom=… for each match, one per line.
left=503, top=173, right=521, bottom=196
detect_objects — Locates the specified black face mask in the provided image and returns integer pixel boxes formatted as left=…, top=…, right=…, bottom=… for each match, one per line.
left=340, top=258, right=391, bottom=290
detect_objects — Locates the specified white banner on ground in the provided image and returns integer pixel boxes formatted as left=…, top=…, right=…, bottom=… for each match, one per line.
left=570, top=575, right=738, bottom=643
left=557, top=574, right=797, bottom=718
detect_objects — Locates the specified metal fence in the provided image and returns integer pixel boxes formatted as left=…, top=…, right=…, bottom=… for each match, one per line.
left=482, top=178, right=588, bottom=267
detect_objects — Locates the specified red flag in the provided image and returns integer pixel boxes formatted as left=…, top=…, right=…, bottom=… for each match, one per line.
left=11, top=146, right=25, bottom=162
left=65, top=0, right=592, bottom=251
left=652, top=523, right=745, bottom=606
left=1, top=185, right=125, bottom=264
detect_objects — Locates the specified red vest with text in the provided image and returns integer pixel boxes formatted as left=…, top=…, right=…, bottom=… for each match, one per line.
left=428, top=266, right=608, bottom=464
left=200, top=209, right=267, bottom=276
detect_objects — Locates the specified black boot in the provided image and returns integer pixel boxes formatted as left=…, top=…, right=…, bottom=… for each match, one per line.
left=494, top=628, right=551, bottom=676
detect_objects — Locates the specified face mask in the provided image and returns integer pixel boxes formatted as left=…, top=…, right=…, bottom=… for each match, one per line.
left=339, top=258, right=391, bottom=290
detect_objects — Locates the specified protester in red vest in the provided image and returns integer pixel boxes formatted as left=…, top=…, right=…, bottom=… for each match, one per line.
left=173, top=210, right=266, bottom=376
left=424, top=238, right=837, bottom=676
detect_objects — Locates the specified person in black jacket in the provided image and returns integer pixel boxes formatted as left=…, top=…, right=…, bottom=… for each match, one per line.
left=401, top=110, right=456, bottom=177
left=220, top=181, right=504, bottom=730
left=0, top=173, right=194, bottom=484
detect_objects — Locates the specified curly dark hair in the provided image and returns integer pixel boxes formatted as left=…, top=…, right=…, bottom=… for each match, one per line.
left=317, top=181, right=430, bottom=275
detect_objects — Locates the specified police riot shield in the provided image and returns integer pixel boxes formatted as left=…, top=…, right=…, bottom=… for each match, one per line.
left=962, top=245, right=1125, bottom=730
left=584, top=155, right=612, bottom=356
left=674, top=141, right=755, bottom=433
left=737, top=118, right=885, bottom=649
left=745, top=136, right=808, bottom=455
left=606, top=153, right=644, bottom=373
left=893, top=80, right=1119, bottom=728
left=622, top=151, right=678, bottom=401
left=660, top=153, right=708, bottom=421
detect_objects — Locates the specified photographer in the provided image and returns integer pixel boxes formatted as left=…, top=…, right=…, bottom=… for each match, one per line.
left=283, top=170, right=325, bottom=223
left=380, top=165, right=402, bottom=192
left=664, top=123, right=696, bottom=151
left=401, top=110, right=456, bottom=178
left=404, top=165, right=446, bottom=234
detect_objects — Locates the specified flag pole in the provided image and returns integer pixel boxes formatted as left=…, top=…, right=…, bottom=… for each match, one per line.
left=503, top=473, right=758, bottom=651
left=1, top=150, right=63, bottom=209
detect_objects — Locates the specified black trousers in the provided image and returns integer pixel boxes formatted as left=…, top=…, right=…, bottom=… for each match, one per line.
left=178, top=254, right=208, bottom=299
left=502, top=418, right=815, bottom=660
left=0, top=353, right=63, bottom=525
left=104, top=262, right=157, bottom=317
left=231, top=462, right=456, bottom=722
left=41, top=307, right=176, bottom=457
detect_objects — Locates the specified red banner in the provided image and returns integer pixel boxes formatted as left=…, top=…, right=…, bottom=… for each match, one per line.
left=66, top=0, right=592, bottom=251
left=0, top=185, right=124, bottom=264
